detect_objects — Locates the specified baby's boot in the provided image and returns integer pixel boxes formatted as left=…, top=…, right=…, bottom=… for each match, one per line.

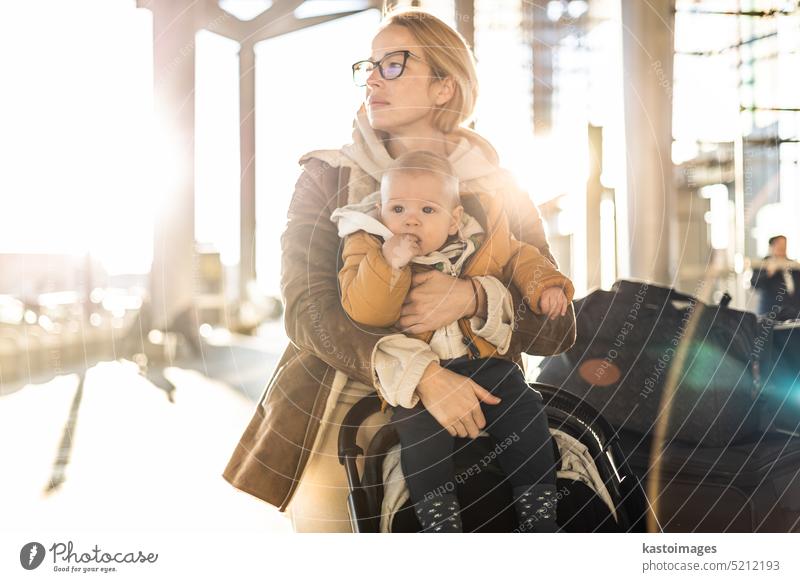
left=512, top=483, right=559, bottom=533
left=413, top=493, right=463, bottom=533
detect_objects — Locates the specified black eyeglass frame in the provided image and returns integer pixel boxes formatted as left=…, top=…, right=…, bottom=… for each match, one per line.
left=351, top=50, right=433, bottom=87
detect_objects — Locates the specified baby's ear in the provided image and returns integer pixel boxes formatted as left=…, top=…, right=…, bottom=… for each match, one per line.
left=449, top=205, right=464, bottom=236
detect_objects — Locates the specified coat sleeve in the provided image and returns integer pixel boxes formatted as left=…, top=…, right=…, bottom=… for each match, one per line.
left=338, top=231, right=412, bottom=327
left=373, top=335, right=438, bottom=410
left=504, top=239, right=576, bottom=314
left=281, top=159, right=399, bottom=387
left=467, top=275, right=514, bottom=354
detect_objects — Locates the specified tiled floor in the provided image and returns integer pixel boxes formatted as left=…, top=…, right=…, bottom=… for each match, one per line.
left=0, top=358, right=291, bottom=533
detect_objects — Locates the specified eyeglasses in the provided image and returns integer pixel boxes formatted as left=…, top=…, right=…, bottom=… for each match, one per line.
left=351, top=50, right=428, bottom=87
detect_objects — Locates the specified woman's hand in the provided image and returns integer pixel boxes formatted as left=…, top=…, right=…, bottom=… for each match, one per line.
left=416, top=361, right=501, bottom=438
left=397, top=271, right=481, bottom=333
left=539, top=287, right=569, bottom=320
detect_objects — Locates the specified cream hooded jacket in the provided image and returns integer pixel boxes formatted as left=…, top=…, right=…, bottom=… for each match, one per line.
left=330, top=192, right=516, bottom=408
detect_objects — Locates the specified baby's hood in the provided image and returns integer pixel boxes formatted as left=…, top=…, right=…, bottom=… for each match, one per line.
left=330, top=189, right=484, bottom=244
left=330, top=191, right=393, bottom=239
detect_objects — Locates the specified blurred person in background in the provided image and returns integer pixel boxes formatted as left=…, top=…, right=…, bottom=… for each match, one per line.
left=751, top=235, right=800, bottom=320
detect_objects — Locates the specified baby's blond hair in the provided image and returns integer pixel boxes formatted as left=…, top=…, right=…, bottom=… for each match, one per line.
left=382, top=150, right=460, bottom=207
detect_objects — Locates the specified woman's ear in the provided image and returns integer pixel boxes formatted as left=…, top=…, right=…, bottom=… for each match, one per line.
left=449, top=205, right=464, bottom=236
left=434, top=76, right=456, bottom=107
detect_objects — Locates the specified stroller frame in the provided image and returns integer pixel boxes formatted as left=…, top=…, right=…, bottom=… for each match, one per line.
left=337, top=382, right=660, bottom=533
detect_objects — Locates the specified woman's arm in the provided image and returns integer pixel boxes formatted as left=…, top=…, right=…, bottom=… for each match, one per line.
left=396, top=271, right=484, bottom=333
left=281, top=159, right=401, bottom=386
left=504, top=239, right=575, bottom=314
left=507, top=280, right=576, bottom=356
left=396, top=263, right=574, bottom=357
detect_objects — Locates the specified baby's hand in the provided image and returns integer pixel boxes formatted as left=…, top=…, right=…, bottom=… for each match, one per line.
left=382, top=233, right=422, bottom=270
left=539, top=287, right=569, bottom=320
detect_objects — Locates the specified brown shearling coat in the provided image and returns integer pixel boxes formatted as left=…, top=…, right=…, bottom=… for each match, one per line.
left=221, top=156, right=576, bottom=511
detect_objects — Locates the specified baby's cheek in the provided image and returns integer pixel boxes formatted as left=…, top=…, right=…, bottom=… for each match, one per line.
left=382, top=218, right=401, bottom=234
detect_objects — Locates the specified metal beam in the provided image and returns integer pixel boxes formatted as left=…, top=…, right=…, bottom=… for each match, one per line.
left=239, top=41, right=256, bottom=306
left=454, top=0, right=474, bottom=50
left=203, top=0, right=380, bottom=43
left=240, top=9, right=372, bottom=44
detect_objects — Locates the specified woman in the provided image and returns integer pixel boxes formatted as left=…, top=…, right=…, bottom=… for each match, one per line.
left=222, top=8, right=576, bottom=533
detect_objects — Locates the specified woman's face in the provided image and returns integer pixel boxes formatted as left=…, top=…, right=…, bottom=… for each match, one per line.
left=363, top=25, right=451, bottom=136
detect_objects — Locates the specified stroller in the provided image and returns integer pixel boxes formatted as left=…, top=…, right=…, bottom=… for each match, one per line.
left=338, top=382, right=658, bottom=533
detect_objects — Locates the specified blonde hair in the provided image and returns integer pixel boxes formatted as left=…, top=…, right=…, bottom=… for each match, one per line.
left=379, top=9, right=478, bottom=133
left=382, top=150, right=460, bottom=207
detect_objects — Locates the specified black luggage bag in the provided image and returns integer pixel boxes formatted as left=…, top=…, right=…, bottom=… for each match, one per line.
left=538, top=280, right=764, bottom=447
left=758, top=318, right=800, bottom=435
left=616, top=428, right=800, bottom=532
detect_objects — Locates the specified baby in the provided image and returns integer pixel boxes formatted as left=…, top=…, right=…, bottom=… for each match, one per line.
left=330, top=150, right=574, bottom=533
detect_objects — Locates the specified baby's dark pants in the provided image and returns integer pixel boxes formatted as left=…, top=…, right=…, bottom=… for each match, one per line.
left=390, top=357, right=557, bottom=504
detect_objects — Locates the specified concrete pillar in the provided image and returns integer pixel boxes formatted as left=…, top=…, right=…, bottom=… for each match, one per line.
left=586, top=124, right=603, bottom=290
left=523, top=1, right=556, bottom=135
left=620, top=0, right=675, bottom=284
left=144, top=0, right=199, bottom=332
left=239, top=41, right=257, bottom=303
left=454, top=0, right=474, bottom=50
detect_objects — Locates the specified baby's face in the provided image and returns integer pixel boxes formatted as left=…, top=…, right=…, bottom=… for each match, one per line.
left=379, top=171, right=462, bottom=255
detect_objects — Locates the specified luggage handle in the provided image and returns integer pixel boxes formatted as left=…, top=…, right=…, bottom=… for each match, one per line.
left=611, top=280, right=737, bottom=310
